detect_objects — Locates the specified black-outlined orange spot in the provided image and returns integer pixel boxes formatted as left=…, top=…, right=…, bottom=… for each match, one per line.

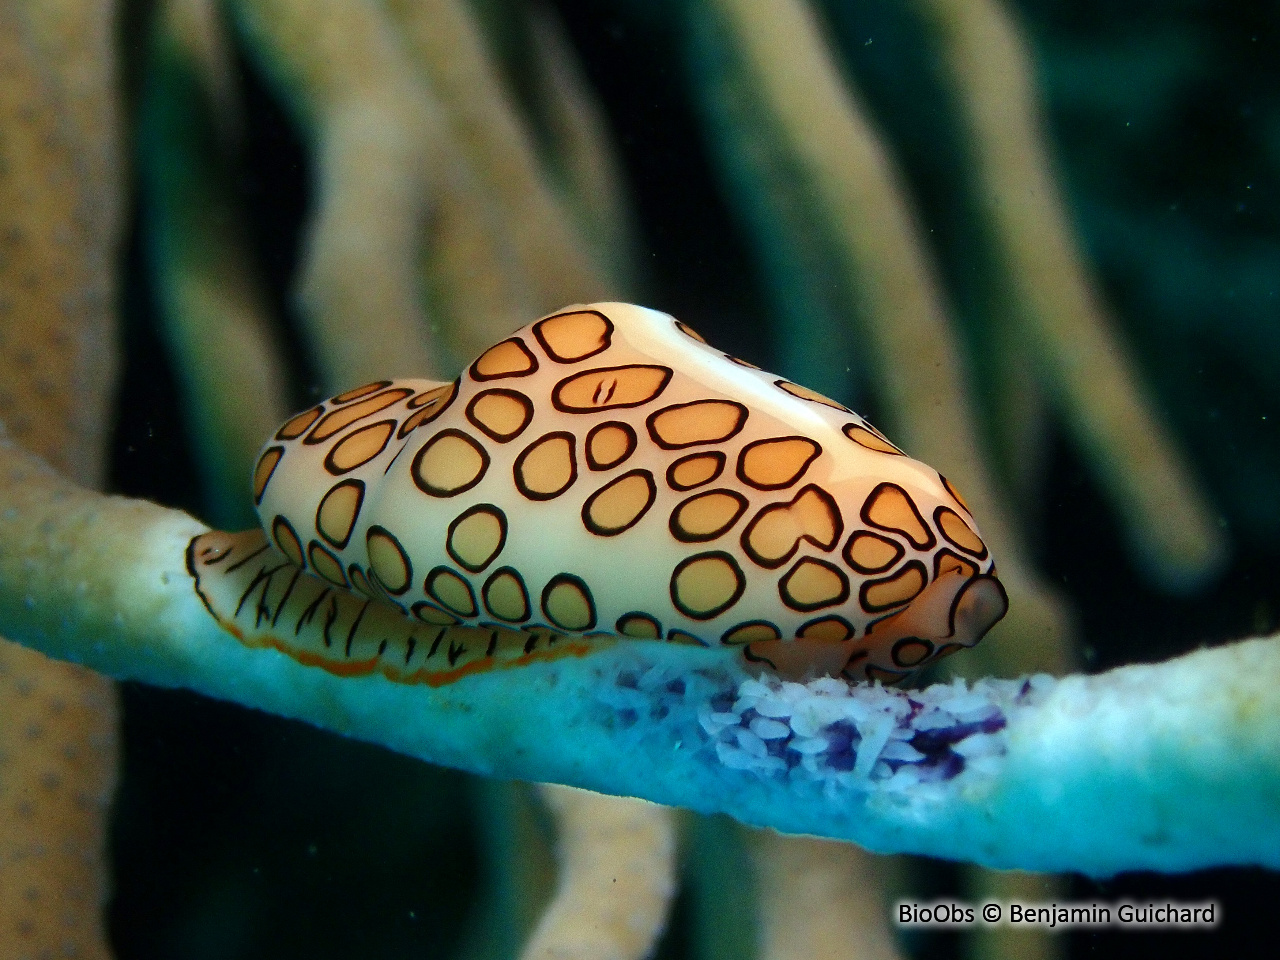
left=470, top=338, right=539, bottom=381
left=859, top=560, right=927, bottom=613
left=348, top=565, right=375, bottom=599
left=670, top=552, right=745, bottom=620
left=779, top=557, right=849, bottom=612
left=646, top=399, right=747, bottom=450
left=585, top=421, right=637, bottom=471
left=842, top=530, right=904, bottom=574
left=482, top=567, right=531, bottom=623
left=798, top=616, right=854, bottom=642
left=542, top=574, right=596, bottom=631
left=551, top=365, right=673, bottom=412
left=892, top=637, right=934, bottom=668
left=740, top=485, right=842, bottom=569
left=412, top=600, right=460, bottom=626
left=426, top=566, right=478, bottom=617
left=513, top=431, right=577, bottom=501
left=669, top=489, right=748, bottom=543
left=332, top=381, right=391, bottom=404
left=399, top=382, right=457, bottom=437
left=316, top=479, right=365, bottom=549
left=324, top=419, right=396, bottom=474
left=721, top=621, right=780, bottom=645
left=861, top=482, right=936, bottom=550
left=675, top=320, right=707, bottom=343
left=775, top=380, right=850, bottom=412
left=736, top=436, right=821, bottom=490
left=935, top=506, right=988, bottom=559
left=446, top=504, right=508, bottom=572
left=407, top=383, right=452, bottom=408
left=367, top=525, right=413, bottom=594
left=254, top=446, right=284, bottom=504
left=412, top=429, right=490, bottom=497
left=306, top=387, right=413, bottom=443
left=666, top=451, right=725, bottom=491
left=616, top=613, right=662, bottom=639
left=466, top=389, right=534, bottom=444
left=582, top=470, right=656, bottom=536
left=276, top=407, right=322, bottom=440
left=272, top=515, right=305, bottom=568
left=532, top=309, right=613, bottom=362
left=308, top=541, right=348, bottom=587
left=842, top=422, right=903, bottom=455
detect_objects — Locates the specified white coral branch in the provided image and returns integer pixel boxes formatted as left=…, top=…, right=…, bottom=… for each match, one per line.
left=0, top=434, right=1274, bottom=878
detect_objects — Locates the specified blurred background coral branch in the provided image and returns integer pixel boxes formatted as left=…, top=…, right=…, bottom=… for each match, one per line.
left=0, top=2, right=121, bottom=958
left=1, top=0, right=1276, bottom=956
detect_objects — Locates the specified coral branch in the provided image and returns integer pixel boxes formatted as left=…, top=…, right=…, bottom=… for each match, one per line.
left=523, top=3, right=640, bottom=292
left=752, top=832, right=904, bottom=960
left=0, top=4, right=120, bottom=958
left=0, top=642, right=117, bottom=960
left=0, top=1, right=116, bottom=486
left=459, top=780, right=558, bottom=960
left=916, top=0, right=1227, bottom=591
left=225, top=0, right=446, bottom=384
left=386, top=0, right=612, bottom=315
left=17, top=0, right=123, bottom=296
left=0, top=438, right=1275, bottom=877
left=141, top=0, right=290, bottom=528
left=520, top=786, right=675, bottom=960
left=962, top=869, right=1069, bottom=960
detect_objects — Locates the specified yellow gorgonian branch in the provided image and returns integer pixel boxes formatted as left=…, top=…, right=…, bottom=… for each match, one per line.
left=914, top=0, right=1227, bottom=591
left=222, top=0, right=448, bottom=383
left=520, top=786, right=676, bottom=960
left=751, top=833, right=905, bottom=960
left=141, top=0, right=291, bottom=530
left=0, top=3, right=121, bottom=958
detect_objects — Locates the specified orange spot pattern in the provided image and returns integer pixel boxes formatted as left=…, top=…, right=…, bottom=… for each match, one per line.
left=235, top=304, right=1003, bottom=686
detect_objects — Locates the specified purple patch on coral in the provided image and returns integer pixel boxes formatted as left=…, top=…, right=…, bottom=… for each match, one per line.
left=918, top=751, right=965, bottom=780
left=709, top=689, right=735, bottom=713
left=910, top=712, right=1006, bottom=755
left=822, top=720, right=860, bottom=771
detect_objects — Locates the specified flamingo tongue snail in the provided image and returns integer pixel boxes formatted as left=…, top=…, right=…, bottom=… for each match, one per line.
left=187, top=303, right=1007, bottom=686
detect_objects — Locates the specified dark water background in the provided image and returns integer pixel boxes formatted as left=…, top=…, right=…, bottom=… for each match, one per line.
left=106, top=1, right=1280, bottom=957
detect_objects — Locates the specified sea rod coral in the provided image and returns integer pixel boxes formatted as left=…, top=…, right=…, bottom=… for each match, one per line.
left=0, top=428, right=1277, bottom=877
left=0, top=2, right=121, bottom=959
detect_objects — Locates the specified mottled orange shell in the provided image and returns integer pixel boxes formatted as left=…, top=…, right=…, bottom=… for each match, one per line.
left=195, top=303, right=1006, bottom=685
